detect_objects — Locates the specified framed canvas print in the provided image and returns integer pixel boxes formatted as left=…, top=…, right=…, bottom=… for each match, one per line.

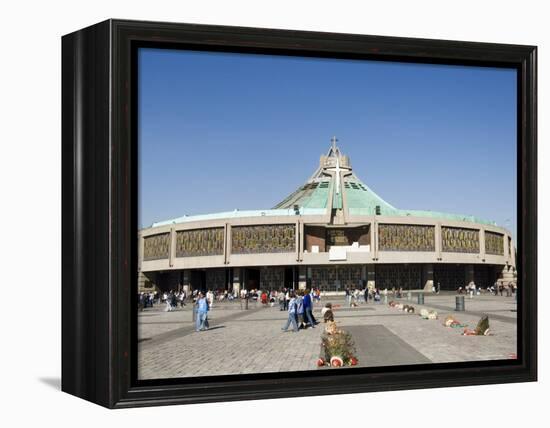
left=61, top=19, right=537, bottom=408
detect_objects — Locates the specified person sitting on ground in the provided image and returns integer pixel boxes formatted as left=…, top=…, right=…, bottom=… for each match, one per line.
left=321, top=302, right=332, bottom=317
left=323, top=309, right=334, bottom=323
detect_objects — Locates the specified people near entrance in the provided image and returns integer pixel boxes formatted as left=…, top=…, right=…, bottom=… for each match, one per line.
left=374, top=288, right=381, bottom=303
left=195, top=292, right=210, bottom=332
left=278, top=289, right=286, bottom=311
left=468, top=281, right=477, bottom=299
left=179, top=290, right=186, bottom=307
left=314, top=288, right=321, bottom=302
left=138, top=293, right=145, bottom=311
left=260, top=290, right=268, bottom=306
left=164, top=292, right=174, bottom=312
left=381, top=288, right=388, bottom=303
left=344, top=288, right=351, bottom=307
left=284, top=289, right=290, bottom=311
left=281, top=292, right=298, bottom=332
left=206, top=289, right=214, bottom=309
left=353, top=288, right=361, bottom=304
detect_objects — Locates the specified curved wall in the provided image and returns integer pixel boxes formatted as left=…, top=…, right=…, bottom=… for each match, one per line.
left=139, top=214, right=516, bottom=273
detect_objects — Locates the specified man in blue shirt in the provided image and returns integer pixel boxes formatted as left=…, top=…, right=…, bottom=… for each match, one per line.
left=303, top=289, right=316, bottom=328
left=195, top=292, right=209, bottom=332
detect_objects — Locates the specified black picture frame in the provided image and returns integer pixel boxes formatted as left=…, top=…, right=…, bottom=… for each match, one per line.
left=61, top=19, right=537, bottom=408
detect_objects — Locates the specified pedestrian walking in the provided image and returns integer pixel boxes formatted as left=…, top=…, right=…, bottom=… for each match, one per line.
left=281, top=292, right=298, bottom=332
left=303, top=289, right=317, bottom=328
left=296, top=291, right=305, bottom=329
left=345, top=288, right=351, bottom=307
left=195, top=292, right=209, bottom=332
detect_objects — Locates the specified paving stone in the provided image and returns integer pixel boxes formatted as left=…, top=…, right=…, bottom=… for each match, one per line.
left=138, top=294, right=517, bottom=379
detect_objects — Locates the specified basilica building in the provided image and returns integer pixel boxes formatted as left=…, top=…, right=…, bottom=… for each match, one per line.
left=138, top=138, right=516, bottom=294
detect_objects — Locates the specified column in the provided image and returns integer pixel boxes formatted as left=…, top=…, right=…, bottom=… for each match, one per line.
left=225, top=224, right=232, bottom=265
left=376, top=220, right=378, bottom=260
left=366, top=264, right=375, bottom=290
left=138, top=233, right=144, bottom=272
left=169, top=227, right=176, bottom=267
left=299, top=221, right=304, bottom=261
left=182, top=270, right=191, bottom=294
left=465, top=264, right=474, bottom=286
left=295, top=221, right=300, bottom=262
left=435, top=222, right=442, bottom=261
left=479, top=228, right=486, bottom=261
left=232, top=267, right=241, bottom=295
left=298, top=266, right=307, bottom=290
left=422, top=263, right=434, bottom=292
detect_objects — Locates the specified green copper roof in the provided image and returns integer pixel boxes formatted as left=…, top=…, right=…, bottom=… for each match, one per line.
left=272, top=139, right=497, bottom=226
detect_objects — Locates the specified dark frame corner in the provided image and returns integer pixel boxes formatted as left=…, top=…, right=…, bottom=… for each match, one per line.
left=62, top=19, right=537, bottom=409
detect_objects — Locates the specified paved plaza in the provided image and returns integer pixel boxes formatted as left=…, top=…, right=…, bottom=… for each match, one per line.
left=138, top=293, right=517, bottom=380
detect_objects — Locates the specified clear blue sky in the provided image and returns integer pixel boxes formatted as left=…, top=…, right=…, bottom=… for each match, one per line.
left=138, top=48, right=517, bottom=238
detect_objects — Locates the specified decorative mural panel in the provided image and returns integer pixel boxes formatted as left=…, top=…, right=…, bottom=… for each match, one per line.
left=143, top=233, right=171, bottom=261
left=176, top=228, right=224, bottom=258
left=260, top=267, right=285, bottom=290
left=310, top=266, right=362, bottom=291
left=485, top=231, right=504, bottom=255
left=378, top=224, right=435, bottom=252
left=442, top=227, right=479, bottom=253
left=231, top=224, right=295, bottom=254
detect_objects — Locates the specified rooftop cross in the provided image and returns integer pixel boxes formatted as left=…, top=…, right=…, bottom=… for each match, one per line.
left=331, top=136, right=338, bottom=154
left=327, top=136, right=342, bottom=195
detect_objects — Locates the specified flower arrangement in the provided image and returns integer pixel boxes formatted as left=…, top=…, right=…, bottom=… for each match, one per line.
left=319, top=321, right=358, bottom=367
left=443, top=315, right=466, bottom=328
left=420, top=308, right=438, bottom=319
left=463, top=315, right=490, bottom=336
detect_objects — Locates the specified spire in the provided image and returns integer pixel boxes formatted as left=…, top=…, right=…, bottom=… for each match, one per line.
left=331, top=136, right=338, bottom=153
left=328, top=136, right=340, bottom=157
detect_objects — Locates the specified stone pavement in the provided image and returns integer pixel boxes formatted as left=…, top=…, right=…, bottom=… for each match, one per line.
left=138, top=293, right=517, bottom=380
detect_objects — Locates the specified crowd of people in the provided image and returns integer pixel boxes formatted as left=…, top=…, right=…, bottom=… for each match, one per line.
left=281, top=289, right=319, bottom=332
left=138, top=279, right=517, bottom=333
left=457, top=280, right=517, bottom=298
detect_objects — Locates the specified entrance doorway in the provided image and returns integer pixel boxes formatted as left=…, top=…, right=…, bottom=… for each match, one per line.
left=284, top=267, right=295, bottom=290
left=190, top=270, right=206, bottom=293
left=244, top=268, right=260, bottom=290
